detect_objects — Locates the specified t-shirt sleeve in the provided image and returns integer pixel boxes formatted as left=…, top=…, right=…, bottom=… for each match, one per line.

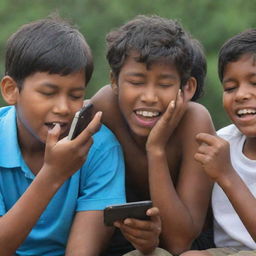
left=76, top=128, right=126, bottom=211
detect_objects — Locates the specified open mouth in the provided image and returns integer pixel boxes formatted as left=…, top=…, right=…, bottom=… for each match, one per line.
left=237, top=109, right=256, bottom=118
left=135, top=110, right=160, bottom=118
left=45, top=122, right=68, bottom=130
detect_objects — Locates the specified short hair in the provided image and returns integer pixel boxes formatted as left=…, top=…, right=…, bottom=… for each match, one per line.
left=218, top=28, right=256, bottom=82
left=106, top=15, right=193, bottom=87
left=190, top=38, right=207, bottom=101
left=5, top=15, right=93, bottom=89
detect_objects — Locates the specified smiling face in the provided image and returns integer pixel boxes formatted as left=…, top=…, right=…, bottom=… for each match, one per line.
left=111, top=54, right=181, bottom=138
left=222, top=53, right=256, bottom=137
left=10, top=71, right=86, bottom=146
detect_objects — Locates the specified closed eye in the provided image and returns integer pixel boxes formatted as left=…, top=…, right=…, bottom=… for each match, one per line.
left=224, top=87, right=236, bottom=92
left=128, top=80, right=144, bottom=86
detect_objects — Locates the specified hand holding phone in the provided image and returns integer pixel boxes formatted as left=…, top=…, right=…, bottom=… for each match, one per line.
left=68, top=103, right=94, bottom=140
left=104, top=200, right=152, bottom=226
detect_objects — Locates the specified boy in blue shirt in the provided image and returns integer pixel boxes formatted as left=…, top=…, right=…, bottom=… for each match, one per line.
left=0, top=16, right=125, bottom=255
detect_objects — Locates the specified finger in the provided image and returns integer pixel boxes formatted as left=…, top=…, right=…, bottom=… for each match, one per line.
left=45, top=123, right=61, bottom=149
left=120, top=222, right=154, bottom=240
left=161, top=100, right=175, bottom=123
left=197, top=143, right=211, bottom=154
left=194, top=152, right=208, bottom=164
left=146, top=207, right=161, bottom=232
left=195, top=133, right=218, bottom=146
left=173, top=89, right=187, bottom=116
left=123, top=217, right=156, bottom=232
left=75, top=111, right=102, bottom=143
left=85, top=111, right=102, bottom=134
left=176, top=88, right=184, bottom=104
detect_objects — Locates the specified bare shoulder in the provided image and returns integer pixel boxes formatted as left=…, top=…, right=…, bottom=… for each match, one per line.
left=90, top=85, right=121, bottom=130
left=90, top=84, right=117, bottom=112
left=182, top=102, right=215, bottom=134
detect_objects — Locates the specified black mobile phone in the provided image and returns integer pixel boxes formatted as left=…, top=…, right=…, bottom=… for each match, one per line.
left=104, top=200, right=152, bottom=226
left=68, top=103, right=94, bottom=140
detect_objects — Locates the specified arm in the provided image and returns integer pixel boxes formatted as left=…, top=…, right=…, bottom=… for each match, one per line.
left=90, top=86, right=161, bottom=254
left=66, top=122, right=126, bottom=255
left=195, top=133, right=256, bottom=241
left=0, top=112, right=102, bottom=255
left=146, top=94, right=214, bottom=254
left=66, top=211, right=114, bottom=256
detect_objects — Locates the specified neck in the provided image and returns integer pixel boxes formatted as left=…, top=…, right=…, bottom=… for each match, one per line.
left=243, top=137, right=256, bottom=160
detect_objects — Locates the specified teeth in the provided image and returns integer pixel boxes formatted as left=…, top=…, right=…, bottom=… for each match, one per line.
left=237, top=109, right=256, bottom=115
left=136, top=110, right=159, bottom=117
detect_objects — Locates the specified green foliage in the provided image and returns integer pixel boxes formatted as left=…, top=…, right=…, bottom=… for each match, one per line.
left=0, top=0, right=256, bottom=129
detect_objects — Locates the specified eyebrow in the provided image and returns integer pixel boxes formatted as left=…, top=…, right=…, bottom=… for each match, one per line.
left=125, top=72, right=178, bottom=80
left=222, top=78, right=235, bottom=84
left=124, top=72, right=145, bottom=77
left=40, top=82, right=85, bottom=91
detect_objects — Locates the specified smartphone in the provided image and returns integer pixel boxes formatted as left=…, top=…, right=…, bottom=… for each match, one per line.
left=104, top=200, right=152, bottom=226
left=68, top=103, right=94, bottom=140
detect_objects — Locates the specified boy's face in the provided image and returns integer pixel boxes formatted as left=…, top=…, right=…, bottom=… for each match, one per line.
left=15, top=71, right=86, bottom=144
left=222, top=53, right=256, bottom=137
left=112, top=54, right=181, bottom=138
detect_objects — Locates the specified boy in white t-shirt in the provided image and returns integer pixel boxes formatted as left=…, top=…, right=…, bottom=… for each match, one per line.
left=181, top=29, right=256, bottom=256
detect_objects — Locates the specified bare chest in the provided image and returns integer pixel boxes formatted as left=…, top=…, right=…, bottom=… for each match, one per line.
left=124, top=139, right=181, bottom=201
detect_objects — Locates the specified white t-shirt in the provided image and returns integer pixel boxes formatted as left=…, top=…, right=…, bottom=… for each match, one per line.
left=212, top=124, right=256, bottom=250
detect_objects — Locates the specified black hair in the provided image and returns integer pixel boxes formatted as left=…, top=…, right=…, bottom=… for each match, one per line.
left=190, top=38, right=207, bottom=101
left=218, top=28, right=256, bottom=82
left=106, top=15, right=193, bottom=87
left=5, top=15, right=93, bottom=89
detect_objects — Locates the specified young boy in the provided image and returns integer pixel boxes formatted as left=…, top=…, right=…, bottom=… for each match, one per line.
left=0, top=16, right=126, bottom=255
left=181, top=29, right=256, bottom=256
left=91, top=15, right=215, bottom=256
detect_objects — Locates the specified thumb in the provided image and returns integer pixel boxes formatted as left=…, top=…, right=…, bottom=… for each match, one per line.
left=45, top=123, right=61, bottom=150
left=147, top=207, right=161, bottom=224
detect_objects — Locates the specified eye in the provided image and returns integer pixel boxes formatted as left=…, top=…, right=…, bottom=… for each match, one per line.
left=129, top=80, right=144, bottom=86
left=70, top=95, right=84, bottom=100
left=223, top=81, right=237, bottom=93
left=39, top=91, right=55, bottom=96
left=159, top=83, right=173, bottom=88
left=223, top=86, right=236, bottom=93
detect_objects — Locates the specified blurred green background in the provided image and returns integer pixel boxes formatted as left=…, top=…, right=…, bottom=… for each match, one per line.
left=0, top=0, right=255, bottom=130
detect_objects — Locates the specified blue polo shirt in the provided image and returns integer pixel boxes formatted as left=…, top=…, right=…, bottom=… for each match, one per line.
left=0, top=106, right=126, bottom=256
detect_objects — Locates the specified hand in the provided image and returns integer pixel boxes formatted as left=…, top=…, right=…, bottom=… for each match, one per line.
left=194, top=133, right=234, bottom=182
left=43, top=111, right=102, bottom=183
left=146, top=90, right=187, bottom=153
left=114, top=207, right=161, bottom=255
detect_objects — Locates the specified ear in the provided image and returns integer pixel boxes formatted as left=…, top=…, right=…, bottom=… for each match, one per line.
left=182, top=77, right=197, bottom=101
left=1, top=76, right=20, bottom=105
left=110, top=71, right=118, bottom=95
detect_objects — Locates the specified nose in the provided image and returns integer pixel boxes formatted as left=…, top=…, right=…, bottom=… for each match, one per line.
left=140, top=87, right=158, bottom=105
left=52, top=96, right=70, bottom=116
left=235, top=85, right=251, bottom=102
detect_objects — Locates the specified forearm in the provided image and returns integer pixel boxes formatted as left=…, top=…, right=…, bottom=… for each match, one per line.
left=217, top=169, right=256, bottom=241
left=0, top=166, right=63, bottom=255
left=147, top=151, right=197, bottom=253
left=66, top=211, right=113, bottom=256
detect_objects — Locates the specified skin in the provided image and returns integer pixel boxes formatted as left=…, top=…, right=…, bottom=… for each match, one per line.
left=182, top=53, right=256, bottom=255
left=0, top=71, right=113, bottom=256
left=90, top=54, right=215, bottom=255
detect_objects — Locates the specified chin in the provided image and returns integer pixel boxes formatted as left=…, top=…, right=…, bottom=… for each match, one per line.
left=237, top=126, right=256, bottom=138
